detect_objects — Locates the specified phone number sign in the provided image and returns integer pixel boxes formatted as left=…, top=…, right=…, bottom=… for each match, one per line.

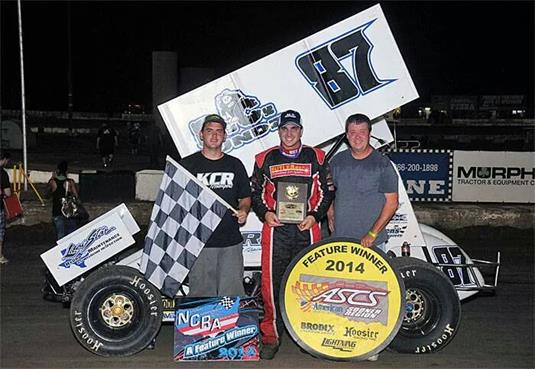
left=387, top=149, right=452, bottom=202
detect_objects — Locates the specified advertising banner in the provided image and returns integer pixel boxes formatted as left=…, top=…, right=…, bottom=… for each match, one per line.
left=174, top=296, right=259, bottom=361
left=280, top=238, right=404, bottom=361
left=385, top=168, right=426, bottom=251
left=41, top=204, right=140, bottom=286
left=479, top=95, right=526, bottom=111
left=452, top=151, right=535, bottom=203
left=158, top=3, right=418, bottom=173
left=387, top=149, right=453, bottom=202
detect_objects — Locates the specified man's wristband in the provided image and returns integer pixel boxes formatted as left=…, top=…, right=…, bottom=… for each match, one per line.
left=368, top=230, right=377, bottom=238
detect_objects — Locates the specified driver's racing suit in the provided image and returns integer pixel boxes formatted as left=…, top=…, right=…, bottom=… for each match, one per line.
left=251, top=145, right=334, bottom=346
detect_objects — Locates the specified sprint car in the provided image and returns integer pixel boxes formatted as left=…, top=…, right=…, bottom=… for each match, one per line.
left=42, top=134, right=500, bottom=358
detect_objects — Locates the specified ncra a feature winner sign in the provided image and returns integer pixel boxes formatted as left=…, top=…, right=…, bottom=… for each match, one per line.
left=281, top=238, right=404, bottom=361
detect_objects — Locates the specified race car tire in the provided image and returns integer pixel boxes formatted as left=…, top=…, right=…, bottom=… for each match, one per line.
left=69, top=265, right=163, bottom=357
left=388, top=256, right=461, bottom=354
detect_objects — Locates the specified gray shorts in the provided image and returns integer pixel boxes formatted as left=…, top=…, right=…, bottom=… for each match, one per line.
left=187, top=242, right=245, bottom=297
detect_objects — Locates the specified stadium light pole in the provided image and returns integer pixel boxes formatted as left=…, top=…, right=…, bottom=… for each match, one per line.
left=17, top=0, right=28, bottom=191
left=67, top=0, right=73, bottom=132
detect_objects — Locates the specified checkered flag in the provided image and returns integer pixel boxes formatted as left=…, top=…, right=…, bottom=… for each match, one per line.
left=140, top=156, right=234, bottom=298
left=220, top=297, right=235, bottom=309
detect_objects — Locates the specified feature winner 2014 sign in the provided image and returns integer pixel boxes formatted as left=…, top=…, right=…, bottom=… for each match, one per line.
left=280, top=238, right=404, bottom=361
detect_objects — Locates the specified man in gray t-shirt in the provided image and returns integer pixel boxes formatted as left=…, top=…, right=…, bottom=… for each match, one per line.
left=327, top=114, right=398, bottom=249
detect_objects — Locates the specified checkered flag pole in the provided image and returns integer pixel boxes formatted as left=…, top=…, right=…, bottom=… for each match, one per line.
left=140, top=156, right=236, bottom=298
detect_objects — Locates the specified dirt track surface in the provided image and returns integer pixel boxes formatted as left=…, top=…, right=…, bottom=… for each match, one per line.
left=1, top=226, right=533, bottom=369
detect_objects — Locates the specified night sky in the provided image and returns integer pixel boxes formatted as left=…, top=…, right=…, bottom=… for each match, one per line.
left=1, top=1, right=534, bottom=113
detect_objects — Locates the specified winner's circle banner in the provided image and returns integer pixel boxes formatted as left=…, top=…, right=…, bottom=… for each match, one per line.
left=280, top=238, right=404, bottom=361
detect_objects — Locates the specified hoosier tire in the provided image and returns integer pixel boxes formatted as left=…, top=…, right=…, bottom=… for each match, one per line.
left=388, top=257, right=461, bottom=354
left=69, top=265, right=163, bottom=357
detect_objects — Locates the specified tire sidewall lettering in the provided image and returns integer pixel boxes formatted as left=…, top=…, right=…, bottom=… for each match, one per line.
left=414, top=323, right=456, bottom=354
left=400, top=269, right=417, bottom=279
left=128, top=276, right=161, bottom=317
left=73, top=309, right=104, bottom=352
left=129, top=276, right=159, bottom=313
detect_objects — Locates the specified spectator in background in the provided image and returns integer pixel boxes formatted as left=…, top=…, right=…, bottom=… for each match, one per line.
left=0, top=151, right=12, bottom=264
left=96, top=122, right=118, bottom=168
left=149, top=121, right=163, bottom=169
left=128, top=121, right=142, bottom=155
left=48, top=160, right=79, bottom=240
left=42, top=160, right=81, bottom=303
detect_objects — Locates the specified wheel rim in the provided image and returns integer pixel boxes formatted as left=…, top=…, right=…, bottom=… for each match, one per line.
left=88, top=286, right=143, bottom=340
left=100, top=293, right=135, bottom=328
left=404, top=289, right=426, bottom=323
left=400, top=287, right=441, bottom=337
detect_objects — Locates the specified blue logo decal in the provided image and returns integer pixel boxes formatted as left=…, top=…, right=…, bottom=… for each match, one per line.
left=188, top=89, right=280, bottom=153
left=59, top=225, right=117, bottom=268
left=241, top=231, right=261, bottom=255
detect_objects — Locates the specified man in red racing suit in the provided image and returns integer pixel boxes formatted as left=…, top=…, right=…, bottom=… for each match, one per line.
left=251, top=110, right=334, bottom=359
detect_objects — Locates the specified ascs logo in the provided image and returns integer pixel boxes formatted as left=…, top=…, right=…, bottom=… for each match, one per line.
left=311, top=287, right=388, bottom=307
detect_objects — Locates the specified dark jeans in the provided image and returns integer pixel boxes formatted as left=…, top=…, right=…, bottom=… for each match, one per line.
left=53, top=215, right=78, bottom=240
